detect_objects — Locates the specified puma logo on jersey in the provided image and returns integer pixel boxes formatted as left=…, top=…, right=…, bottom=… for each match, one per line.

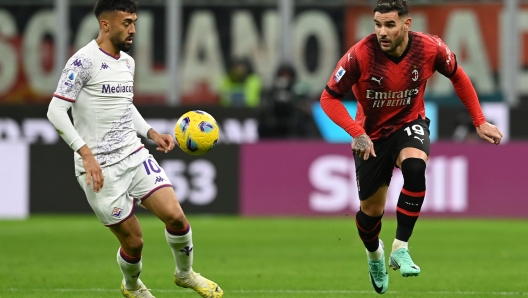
left=414, top=136, right=424, bottom=144
left=371, top=76, right=383, bottom=85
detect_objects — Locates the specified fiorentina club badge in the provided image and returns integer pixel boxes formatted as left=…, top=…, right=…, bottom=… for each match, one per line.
left=111, top=207, right=123, bottom=218
left=125, top=59, right=131, bottom=70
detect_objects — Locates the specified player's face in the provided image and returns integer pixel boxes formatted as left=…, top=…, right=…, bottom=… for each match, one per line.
left=108, top=11, right=137, bottom=53
left=374, top=11, right=410, bottom=55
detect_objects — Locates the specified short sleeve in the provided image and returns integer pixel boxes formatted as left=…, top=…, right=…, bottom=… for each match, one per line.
left=325, top=45, right=362, bottom=98
left=53, top=53, right=93, bottom=102
left=433, top=36, right=457, bottom=78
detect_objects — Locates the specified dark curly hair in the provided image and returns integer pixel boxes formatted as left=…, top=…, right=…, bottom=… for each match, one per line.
left=94, top=0, right=138, bottom=19
left=373, top=0, right=410, bottom=17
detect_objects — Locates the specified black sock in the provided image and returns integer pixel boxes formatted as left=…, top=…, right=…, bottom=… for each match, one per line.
left=396, top=158, right=426, bottom=242
left=355, top=209, right=383, bottom=252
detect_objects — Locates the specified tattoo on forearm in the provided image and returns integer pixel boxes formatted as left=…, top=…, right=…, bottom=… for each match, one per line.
left=354, top=135, right=370, bottom=151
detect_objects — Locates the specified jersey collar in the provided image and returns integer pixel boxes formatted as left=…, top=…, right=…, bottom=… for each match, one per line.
left=380, top=33, right=412, bottom=65
left=99, top=47, right=121, bottom=60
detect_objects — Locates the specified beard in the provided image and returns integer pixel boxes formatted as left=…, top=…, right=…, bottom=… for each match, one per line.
left=378, top=28, right=405, bottom=53
left=111, top=35, right=132, bottom=53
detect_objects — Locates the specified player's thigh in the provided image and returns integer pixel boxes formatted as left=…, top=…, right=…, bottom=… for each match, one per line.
left=354, top=138, right=395, bottom=202
left=77, top=164, right=137, bottom=226
left=129, top=155, right=186, bottom=225
left=393, top=118, right=431, bottom=167
left=142, top=187, right=187, bottom=226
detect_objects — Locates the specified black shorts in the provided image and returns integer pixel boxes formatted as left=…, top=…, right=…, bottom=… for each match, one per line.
left=354, top=117, right=431, bottom=201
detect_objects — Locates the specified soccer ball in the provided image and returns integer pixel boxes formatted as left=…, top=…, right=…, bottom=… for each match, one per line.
left=174, top=110, right=219, bottom=156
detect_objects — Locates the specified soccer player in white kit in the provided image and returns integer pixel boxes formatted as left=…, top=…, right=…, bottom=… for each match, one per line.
left=46, top=1, right=224, bottom=297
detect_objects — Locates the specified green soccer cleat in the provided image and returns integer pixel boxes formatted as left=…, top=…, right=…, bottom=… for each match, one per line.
left=389, top=248, right=421, bottom=277
left=175, top=270, right=224, bottom=298
left=121, top=280, right=156, bottom=298
left=367, top=240, right=389, bottom=294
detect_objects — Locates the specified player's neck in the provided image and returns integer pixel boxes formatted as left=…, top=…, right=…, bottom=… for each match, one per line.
left=386, top=33, right=410, bottom=58
left=96, top=36, right=120, bottom=58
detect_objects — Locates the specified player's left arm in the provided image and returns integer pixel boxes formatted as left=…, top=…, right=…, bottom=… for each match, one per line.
left=434, top=39, right=503, bottom=145
left=131, top=105, right=174, bottom=153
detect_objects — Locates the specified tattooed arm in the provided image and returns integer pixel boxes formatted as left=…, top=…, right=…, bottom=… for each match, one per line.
left=352, top=134, right=376, bottom=160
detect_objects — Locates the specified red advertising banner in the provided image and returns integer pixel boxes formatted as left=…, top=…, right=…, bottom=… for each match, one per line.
left=240, top=141, right=528, bottom=217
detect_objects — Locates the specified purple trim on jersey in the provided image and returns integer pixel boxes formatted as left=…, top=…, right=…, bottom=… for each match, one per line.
left=129, top=146, right=145, bottom=156
left=99, top=48, right=120, bottom=60
left=139, top=184, right=173, bottom=202
left=104, top=203, right=136, bottom=227
left=53, top=94, right=75, bottom=103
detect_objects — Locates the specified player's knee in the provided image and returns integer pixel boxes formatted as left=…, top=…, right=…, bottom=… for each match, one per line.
left=360, top=202, right=385, bottom=217
left=165, top=212, right=188, bottom=231
left=401, top=158, right=426, bottom=178
left=123, top=237, right=144, bottom=255
left=401, top=158, right=426, bottom=191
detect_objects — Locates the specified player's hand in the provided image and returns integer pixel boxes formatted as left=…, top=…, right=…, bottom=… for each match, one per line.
left=148, top=129, right=175, bottom=153
left=78, top=145, right=104, bottom=192
left=476, top=122, right=503, bottom=145
left=352, top=134, right=376, bottom=160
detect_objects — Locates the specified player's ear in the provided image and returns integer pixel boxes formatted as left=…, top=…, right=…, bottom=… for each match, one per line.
left=98, top=11, right=112, bottom=32
left=99, top=19, right=110, bottom=32
left=404, top=17, right=412, bottom=31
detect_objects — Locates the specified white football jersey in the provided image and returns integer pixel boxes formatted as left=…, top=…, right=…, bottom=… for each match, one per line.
left=53, top=40, right=143, bottom=174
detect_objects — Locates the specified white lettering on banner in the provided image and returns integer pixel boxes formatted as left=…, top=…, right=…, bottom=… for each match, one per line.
left=220, top=118, right=258, bottom=144
left=135, top=11, right=167, bottom=93
left=482, top=102, right=509, bottom=142
left=182, top=11, right=226, bottom=95
left=3, top=7, right=528, bottom=100
left=0, top=118, right=58, bottom=144
left=308, top=155, right=468, bottom=213
left=23, top=10, right=59, bottom=94
left=0, top=9, right=19, bottom=96
left=430, top=11, right=495, bottom=96
left=161, top=159, right=217, bottom=205
left=500, top=10, right=528, bottom=95
left=74, top=14, right=99, bottom=50
left=145, top=118, right=258, bottom=145
left=308, top=155, right=359, bottom=212
left=0, top=143, right=29, bottom=219
left=232, top=10, right=279, bottom=87
left=0, top=117, right=257, bottom=145
left=294, top=11, right=340, bottom=96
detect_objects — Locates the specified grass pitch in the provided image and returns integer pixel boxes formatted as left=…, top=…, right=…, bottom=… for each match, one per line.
left=0, top=215, right=526, bottom=298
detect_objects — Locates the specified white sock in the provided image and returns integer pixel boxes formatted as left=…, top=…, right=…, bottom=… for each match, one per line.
left=116, top=247, right=142, bottom=290
left=392, top=239, right=408, bottom=252
left=366, top=241, right=384, bottom=261
left=165, top=226, right=193, bottom=276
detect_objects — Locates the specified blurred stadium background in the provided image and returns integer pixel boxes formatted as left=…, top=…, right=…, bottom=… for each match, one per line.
left=1, top=0, right=527, bottom=297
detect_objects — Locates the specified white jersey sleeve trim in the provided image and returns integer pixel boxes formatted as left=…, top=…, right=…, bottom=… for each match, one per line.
left=47, top=97, right=86, bottom=152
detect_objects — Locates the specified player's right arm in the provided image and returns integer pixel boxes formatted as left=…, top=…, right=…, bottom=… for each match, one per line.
left=47, top=53, right=104, bottom=192
left=320, top=44, right=376, bottom=160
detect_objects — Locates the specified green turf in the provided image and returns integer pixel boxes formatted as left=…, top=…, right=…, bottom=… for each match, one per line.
left=0, top=215, right=527, bottom=297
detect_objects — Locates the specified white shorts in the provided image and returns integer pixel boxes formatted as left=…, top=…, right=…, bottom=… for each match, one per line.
left=77, top=148, right=173, bottom=226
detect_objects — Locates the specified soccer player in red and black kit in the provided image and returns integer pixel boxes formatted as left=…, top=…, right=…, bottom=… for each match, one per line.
left=321, top=0, right=503, bottom=294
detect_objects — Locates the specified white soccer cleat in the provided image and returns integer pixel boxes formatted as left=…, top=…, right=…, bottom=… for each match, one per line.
left=174, top=270, right=223, bottom=298
left=120, top=280, right=156, bottom=298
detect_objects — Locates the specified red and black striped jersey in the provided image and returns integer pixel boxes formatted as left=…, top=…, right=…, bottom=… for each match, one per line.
left=325, top=31, right=457, bottom=140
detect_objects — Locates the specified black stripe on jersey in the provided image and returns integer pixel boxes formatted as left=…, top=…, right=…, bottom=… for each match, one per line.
left=325, top=85, right=346, bottom=98
left=445, top=54, right=458, bottom=78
